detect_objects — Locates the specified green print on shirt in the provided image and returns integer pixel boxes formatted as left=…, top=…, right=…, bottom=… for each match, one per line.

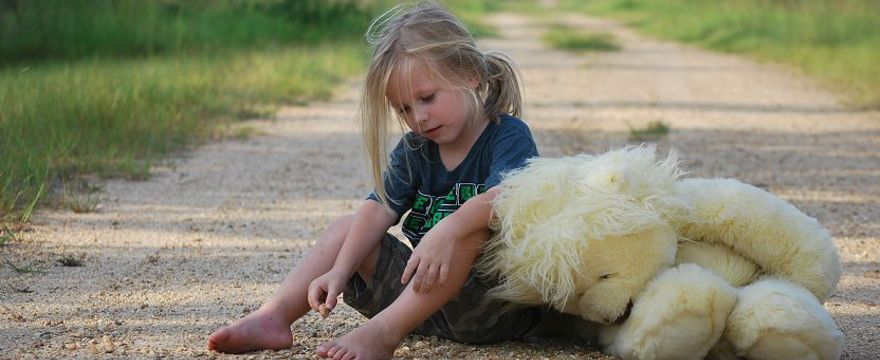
left=402, top=183, right=487, bottom=238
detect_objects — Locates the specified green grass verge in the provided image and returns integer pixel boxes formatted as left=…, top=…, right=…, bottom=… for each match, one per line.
left=565, top=0, right=880, bottom=108
left=0, top=0, right=380, bottom=221
left=543, top=25, right=621, bottom=52
left=0, top=0, right=376, bottom=65
left=0, top=45, right=365, bottom=220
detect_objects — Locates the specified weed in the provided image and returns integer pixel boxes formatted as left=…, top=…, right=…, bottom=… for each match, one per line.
left=19, top=183, right=44, bottom=223
left=62, top=180, right=102, bottom=214
left=0, top=225, right=14, bottom=246
left=223, top=125, right=257, bottom=140
left=12, top=286, right=33, bottom=294
left=3, top=258, right=44, bottom=274
left=543, top=25, right=621, bottom=52
left=57, top=254, right=84, bottom=267
left=628, top=121, right=671, bottom=141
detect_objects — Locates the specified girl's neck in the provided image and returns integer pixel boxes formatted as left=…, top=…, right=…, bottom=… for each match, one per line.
left=437, top=115, right=490, bottom=171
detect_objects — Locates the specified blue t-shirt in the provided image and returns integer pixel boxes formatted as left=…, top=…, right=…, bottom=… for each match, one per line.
left=368, top=114, right=538, bottom=247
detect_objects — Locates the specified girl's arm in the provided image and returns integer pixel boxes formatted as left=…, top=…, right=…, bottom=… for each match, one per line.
left=333, top=199, right=398, bottom=275
left=401, top=187, right=500, bottom=292
left=307, top=199, right=398, bottom=312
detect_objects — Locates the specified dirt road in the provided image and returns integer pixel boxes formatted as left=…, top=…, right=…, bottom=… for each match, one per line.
left=2, top=11, right=878, bottom=360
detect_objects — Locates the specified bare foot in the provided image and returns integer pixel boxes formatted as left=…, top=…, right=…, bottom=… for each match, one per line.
left=207, top=308, right=293, bottom=353
left=316, top=320, right=403, bottom=360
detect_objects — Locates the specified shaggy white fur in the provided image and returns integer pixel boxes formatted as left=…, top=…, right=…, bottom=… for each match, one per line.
left=671, top=178, right=842, bottom=301
left=723, top=278, right=843, bottom=359
left=480, top=146, right=843, bottom=360
left=605, top=263, right=737, bottom=360
left=676, top=241, right=760, bottom=287
left=482, top=145, right=684, bottom=321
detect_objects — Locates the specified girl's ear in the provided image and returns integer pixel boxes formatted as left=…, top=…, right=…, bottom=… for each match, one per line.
left=467, top=76, right=480, bottom=91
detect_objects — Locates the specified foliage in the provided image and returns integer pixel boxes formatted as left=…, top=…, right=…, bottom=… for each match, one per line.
left=629, top=121, right=671, bottom=142
left=543, top=25, right=621, bottom=52
left=0, top=0, right=374, bottom=219
left=0, top=0, right=376, bottom=64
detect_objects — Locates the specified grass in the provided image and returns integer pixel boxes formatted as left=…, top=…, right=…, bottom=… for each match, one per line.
left=62, top=180, right=102, bottom=214
left=444, top=0, right=504, bottom=38
left=628, top=121, right=671, bottom=142
left=0, top=225, right=14, bottom=246
left=0, top=0, right=376, bottom=221
left=3, top=258, right=43, bottom=274
left=543, top=25, right=621, bottom=52
left=567, top=0, right=880, bottom=108
left=0, top=0, right=376, bottom=64
left=57, top=254, right=84, bottom=267
left=0, top=0, right=510, bottom=222
left=1, top=46, right=365, bottom=217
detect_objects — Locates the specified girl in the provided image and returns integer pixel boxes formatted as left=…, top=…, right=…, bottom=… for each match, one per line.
left=208, top=2, right=541, bottom=359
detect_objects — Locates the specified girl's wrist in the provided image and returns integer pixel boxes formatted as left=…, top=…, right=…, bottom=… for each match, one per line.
left=328, top=263, right=355, bottom=280
left=436, top=214, right=468, bottom=242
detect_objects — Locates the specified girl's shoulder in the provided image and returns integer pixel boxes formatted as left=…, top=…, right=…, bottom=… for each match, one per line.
left=493, top=113, right=534, bottom=137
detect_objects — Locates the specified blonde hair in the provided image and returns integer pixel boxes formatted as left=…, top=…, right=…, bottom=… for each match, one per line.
left=360, top=1, right=524, bottom=206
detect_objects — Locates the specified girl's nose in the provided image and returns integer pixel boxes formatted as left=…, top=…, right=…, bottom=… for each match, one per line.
left=414, top=105, right=428, bottom=123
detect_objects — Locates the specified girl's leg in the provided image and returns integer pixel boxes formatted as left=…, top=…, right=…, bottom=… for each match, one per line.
left=208, top=214, right=379, bottom=353
left=317, top=230, right=487, bottom=360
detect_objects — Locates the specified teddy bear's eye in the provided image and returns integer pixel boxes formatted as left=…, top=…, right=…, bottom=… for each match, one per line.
left=600, top=273, right=615, bottom=279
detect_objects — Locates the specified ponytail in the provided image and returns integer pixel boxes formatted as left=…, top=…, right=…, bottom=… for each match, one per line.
left=482, top=52, right=523, bottom=120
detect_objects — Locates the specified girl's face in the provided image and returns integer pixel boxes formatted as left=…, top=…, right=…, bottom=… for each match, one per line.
left=386, top=62, right=483, bottom=152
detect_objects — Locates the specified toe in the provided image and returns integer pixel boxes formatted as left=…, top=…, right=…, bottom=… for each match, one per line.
left=333, top=348, right=348, bottom=360
left=328, top=344, right=343, bottom=358
left=316, top=342, right=333, bottom=357
left=206, top=328, right=229, bottom=351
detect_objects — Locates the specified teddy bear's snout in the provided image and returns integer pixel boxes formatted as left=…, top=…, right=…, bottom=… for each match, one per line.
left=610, top=299, right=634, bottom=324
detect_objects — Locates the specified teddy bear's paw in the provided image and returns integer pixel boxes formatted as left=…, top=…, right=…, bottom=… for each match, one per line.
left=725, top=279, right=843, bottom=360
left=608, top=264, right=737, bottom=360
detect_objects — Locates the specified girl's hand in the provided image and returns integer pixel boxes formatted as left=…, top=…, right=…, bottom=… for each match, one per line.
left=307, top=269, right=349, bottom=316
left=401, top=226, right=457, bottom=293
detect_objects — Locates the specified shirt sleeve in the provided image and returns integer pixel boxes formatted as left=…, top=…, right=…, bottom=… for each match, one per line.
left=485, top=119, right=539, bottom=188
left=366, top=136, right=418, bottom=221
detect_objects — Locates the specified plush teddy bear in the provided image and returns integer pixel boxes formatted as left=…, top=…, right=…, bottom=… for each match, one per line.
left=479, top=146, right=844, bottom=360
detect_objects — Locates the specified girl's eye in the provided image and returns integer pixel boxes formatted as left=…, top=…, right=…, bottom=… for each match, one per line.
left=420, top=94, right=435, bottom=103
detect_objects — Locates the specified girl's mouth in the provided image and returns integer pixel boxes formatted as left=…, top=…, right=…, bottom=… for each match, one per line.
left=423, top=126, right=441, bottom=135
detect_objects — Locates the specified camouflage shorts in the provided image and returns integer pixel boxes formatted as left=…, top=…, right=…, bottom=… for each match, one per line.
left=343, top=234, right=542, bottom=344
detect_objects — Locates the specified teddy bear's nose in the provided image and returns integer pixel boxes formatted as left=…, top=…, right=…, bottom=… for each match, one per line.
left=611, top=300, right=634, bottom=324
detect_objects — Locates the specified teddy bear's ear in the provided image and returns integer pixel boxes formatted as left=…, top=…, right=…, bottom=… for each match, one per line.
left=671, top=178, right=841, bottom=301
left=577, top=145, right=686, bottom=210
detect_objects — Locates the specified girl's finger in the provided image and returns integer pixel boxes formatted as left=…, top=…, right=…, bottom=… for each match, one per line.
left=326, top=282, right=340, bottom=310
left=412, top=260, right=429, bottom=293
left=307, top=282, right=322, bottom=311
left=402, top=256, right=419, bottom=284
left=423, top=264, right=439, bottom=293
left=438, top=264, right=449, bottom=286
